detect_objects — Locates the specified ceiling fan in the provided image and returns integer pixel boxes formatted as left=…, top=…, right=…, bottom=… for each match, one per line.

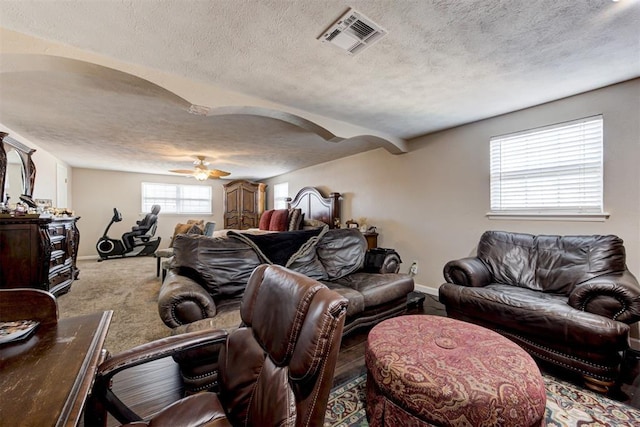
left=169, top=156, right=230, bottom=181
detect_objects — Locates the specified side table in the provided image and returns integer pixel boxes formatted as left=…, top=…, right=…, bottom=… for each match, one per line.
left=363, top=232, right=378, bottom=250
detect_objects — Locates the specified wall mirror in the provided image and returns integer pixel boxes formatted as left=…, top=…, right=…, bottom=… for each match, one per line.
left=0, top=132, right=37, bottom=206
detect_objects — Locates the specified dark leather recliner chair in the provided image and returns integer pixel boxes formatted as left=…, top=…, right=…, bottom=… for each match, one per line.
left=439, top=230, right=640, bottom=393
left=85, top=264, right=349, bottom=426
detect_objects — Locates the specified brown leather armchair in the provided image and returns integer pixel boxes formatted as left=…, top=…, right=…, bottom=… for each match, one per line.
left=85, top=264, right=349, bottom=426
left=440, top=230, right=640, bottom=393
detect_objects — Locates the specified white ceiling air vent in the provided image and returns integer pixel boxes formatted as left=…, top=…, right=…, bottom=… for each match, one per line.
left=318, top=8, right=387, bottom=56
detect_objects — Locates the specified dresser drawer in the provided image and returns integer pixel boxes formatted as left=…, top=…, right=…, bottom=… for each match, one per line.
left=48, top=224, right=68, bottom=237
left=49, top=266, right=73, bottom=288
left=49, top=250, right=68, bottom=270
left=50, top=235, right=66, bottom=252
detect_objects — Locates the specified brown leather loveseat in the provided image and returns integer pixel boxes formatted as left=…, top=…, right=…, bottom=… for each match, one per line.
left=439, top=230, right=640, bottom=393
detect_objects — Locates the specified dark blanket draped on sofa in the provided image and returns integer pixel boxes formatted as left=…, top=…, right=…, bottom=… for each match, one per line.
left=227, top=227, right=328, bottom=267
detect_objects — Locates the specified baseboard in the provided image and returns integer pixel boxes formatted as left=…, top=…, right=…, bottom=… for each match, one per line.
left=78, top=255, right=100, bottom=261
left=414, top=283, right=439, bottom=296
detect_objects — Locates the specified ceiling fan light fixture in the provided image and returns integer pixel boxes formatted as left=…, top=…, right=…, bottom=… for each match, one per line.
left=169, top=156, right=230, bottom=180
left=194, top=169, right=210, bottom=181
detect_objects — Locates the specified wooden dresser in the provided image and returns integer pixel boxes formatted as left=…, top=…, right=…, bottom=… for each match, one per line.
left=0, top=216, right=80, bottom=296
left=223, top=180, right=266, bottom=229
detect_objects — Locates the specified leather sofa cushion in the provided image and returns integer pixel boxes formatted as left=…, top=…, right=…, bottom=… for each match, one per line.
left=329, top=273, right=414, bottom=310
left=439, top=282, right=629, bottom=348
left=323, top=283, right=364, bottom=316
left=478, top=231, right=626, bottom=294
left=317, top=229, right=367, bottom=280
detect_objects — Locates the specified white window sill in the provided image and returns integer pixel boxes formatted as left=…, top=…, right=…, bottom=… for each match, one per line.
left=486, top=212, right=610, bottom=222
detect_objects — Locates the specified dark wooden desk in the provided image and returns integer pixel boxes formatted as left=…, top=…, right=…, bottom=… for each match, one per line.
left=0, top=311, right=112, bottom=426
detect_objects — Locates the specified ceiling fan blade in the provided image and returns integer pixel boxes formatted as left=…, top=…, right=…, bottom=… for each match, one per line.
left=169, top=169, right=196, bottom=174
left=208, top=169, right=231, bottom=178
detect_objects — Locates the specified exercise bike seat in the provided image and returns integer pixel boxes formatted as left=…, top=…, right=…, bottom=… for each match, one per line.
left=123, top=205, right=161, bottom=250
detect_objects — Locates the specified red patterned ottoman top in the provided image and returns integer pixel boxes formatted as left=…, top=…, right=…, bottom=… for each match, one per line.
left=365, top=315, right=546, bottom=427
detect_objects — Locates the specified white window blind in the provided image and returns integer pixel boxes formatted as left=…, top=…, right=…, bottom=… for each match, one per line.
left=273, top=182, right=289, bottom=209
left=490, top=115, right=603, bottom=215
left=142, top=182, right=212, bottom=214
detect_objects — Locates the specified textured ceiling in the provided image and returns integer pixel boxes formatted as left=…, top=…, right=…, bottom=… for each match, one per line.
left=0, top=0, right=638, bottom=180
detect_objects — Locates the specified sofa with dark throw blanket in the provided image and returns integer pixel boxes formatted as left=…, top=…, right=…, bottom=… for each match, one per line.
left=158, top=227, right=414, bottom=337
left=439, top=230, right=640, bottom=393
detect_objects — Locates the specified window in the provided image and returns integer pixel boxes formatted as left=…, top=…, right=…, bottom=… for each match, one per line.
left=489, top=115, right=604, bottom=218
left=273, top=182, right=289, bottom=209
left=142, top=182, right=212, bottom=214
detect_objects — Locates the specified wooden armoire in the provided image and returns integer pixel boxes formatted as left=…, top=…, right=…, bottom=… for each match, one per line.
left=223, top=180, right=266, bottom=230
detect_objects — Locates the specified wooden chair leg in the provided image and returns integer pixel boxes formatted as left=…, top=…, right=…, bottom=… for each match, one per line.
left=582, top=375, right=614, bottom=394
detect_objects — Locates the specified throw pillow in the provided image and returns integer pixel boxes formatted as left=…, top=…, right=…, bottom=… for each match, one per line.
left=259, top=210, right=274, bottom=230
left=187, top=219, right=205, bottom=229
left=288, top=208, right=303, bottom=231
left=169, top=222, right=205, bottom=248
left=269, top=209, right=290, bottom=231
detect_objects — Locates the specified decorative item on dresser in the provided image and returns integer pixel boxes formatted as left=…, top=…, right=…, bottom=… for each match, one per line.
left=0, top=132, right=36, bottom=206
left=223, top=179, right=267, bottom=230
left=0, top=216, right=80, bottom=296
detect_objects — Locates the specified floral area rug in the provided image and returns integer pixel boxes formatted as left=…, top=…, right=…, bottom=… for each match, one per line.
left=325, top=373, right=640, bottom=427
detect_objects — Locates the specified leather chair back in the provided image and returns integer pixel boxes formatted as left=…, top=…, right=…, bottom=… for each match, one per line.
left=135, top=204, right=161, bottom=232
left=218, top=264, right=348, bottom=426
left=478, top=230, right=627, bottom=294
left=0, top=288, right=58, bottom=326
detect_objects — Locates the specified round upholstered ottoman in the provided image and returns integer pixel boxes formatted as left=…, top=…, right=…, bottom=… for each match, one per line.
left=365, top=315, right=546, bottom=427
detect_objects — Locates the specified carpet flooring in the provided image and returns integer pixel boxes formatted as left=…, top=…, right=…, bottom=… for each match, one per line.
left=57, top=256, right=171, bottom=354
left=325, top=373, right=640, bottom=427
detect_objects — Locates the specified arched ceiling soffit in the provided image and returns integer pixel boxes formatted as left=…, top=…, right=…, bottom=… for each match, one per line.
left=200, top=105, right=407, bottom=154
left=0, top=55, right=406, bottom=179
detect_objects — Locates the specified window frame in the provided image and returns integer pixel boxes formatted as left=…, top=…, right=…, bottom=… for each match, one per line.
left=273, top=182, right=289, bottom=210
left=141, top=182, right=212, bottom=215
left=487, top=115, right=608, bottom=222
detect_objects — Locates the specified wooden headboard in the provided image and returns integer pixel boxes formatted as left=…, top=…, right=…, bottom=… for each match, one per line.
left=286, top=187, right=341, bottom=228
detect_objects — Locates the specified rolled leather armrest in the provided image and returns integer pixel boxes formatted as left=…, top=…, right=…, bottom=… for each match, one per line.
left=443, top=257, right=492, bottom=287
left=379, top=252, right=402, bottom=273
left=568, top=270, right=640, bottom=324
left=363, top=249, right=403, bottom=273
left=158, top=269, right=217, bottom=328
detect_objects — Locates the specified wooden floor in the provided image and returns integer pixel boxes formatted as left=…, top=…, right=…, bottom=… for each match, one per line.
left=97, top=293, right=640, bottom=425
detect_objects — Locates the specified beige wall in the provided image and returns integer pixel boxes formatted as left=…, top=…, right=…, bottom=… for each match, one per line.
left=266, top=79, right=640, bottom=293
left=72, top=169, right=224, bottom=258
